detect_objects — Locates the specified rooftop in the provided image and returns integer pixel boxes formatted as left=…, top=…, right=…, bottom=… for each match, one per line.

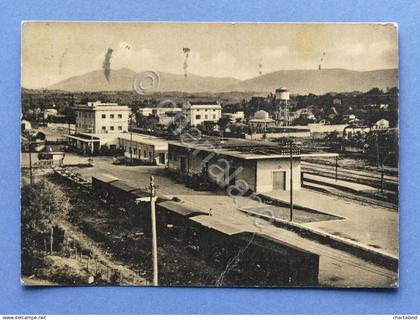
left=73, top=101, right=130, bottom=111
left=118, top=133, right=169, bottom=149
left=169, top=137, right=338, bottom=160
left=184, top=101, right=222, bottom=109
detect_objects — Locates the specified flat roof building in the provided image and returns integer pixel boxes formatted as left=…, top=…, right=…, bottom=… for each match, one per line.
left=73, top=101, right=131, bottom=134
left=183, top=101, right=222, bottom=127
left=117, top=133, right=169, bottom=165
left=168, top=137, right=337, bottom=193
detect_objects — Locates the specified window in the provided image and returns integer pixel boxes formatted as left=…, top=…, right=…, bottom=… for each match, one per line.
left=102, top=114, right=106, bottom=119
left=118, top=114, right=122, bottom=119
left=118, top=126, right=122, bottom=131
left=110, top=126, right=114, bottom=131
left=101, top=126, right=106, bottom=131
left=174, top=154, right=178, bottom=161
left=213, top=114, right=216, bottom=119
left=205, top=115, right=208, bottom=120
left=195, top=115, right=201, bottom=120
left=144, top=150, right=147, bottom=158
left=110, top=114, right=114, bottom=119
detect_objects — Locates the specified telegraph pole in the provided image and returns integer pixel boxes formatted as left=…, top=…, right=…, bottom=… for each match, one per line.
left=289, top=140, right=293, bottom=222
left=146, top=176, right=159, bottom=286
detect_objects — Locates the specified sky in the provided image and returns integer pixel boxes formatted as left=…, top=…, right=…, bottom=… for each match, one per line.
left=21, top=22, right=398, bottom=89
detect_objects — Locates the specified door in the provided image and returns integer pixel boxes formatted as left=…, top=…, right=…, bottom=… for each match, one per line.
left=159, top=153, right=165, bottom=165
left=180, top=156, right=187, bottom=174
left=272, top=171, right=286, bottom=190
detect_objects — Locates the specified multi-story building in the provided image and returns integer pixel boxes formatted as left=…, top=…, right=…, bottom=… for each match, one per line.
left=183, top=101, right=222, bottom=127
left=74, top=101, right=131, bottom=134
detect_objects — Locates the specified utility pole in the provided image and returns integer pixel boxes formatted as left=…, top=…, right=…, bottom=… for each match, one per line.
left=289, top=140, right=293, bottom=222
left=146, top=176, right=159, bottom=286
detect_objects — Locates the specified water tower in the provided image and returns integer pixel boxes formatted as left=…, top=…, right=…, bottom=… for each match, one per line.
left=275, top=87, right=290, bottom=126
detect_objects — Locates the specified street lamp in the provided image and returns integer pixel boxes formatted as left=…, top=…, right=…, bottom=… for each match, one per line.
left=144, top=176, right=159, bottom=286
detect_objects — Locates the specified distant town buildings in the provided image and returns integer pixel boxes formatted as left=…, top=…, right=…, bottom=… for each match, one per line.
left=182, top=101, right=222, bottom=126
left=374, top=118, right=390, bottom=129
left=74, top=101, right=131, bottom=134
left=222, top=111, right=245, bottom=123
left=43, top=108, right=58, bottom=119
left=138, top=106, right=182, bottom=117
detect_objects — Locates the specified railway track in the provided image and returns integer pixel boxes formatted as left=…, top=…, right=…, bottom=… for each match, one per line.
left=302, top=160, right=398, bottom=192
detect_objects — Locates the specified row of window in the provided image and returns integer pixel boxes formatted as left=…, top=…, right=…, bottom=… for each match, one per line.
left=101, top=113, right=124, bottom=119
left=76, top=123, right=92, bottom=129
left=195, top=114, right=218, bottom=120
left=76, top=123, right=124, bottom=131
left=101, top=126, right=123, bottom=131
left=77, top=112, right=124, bottom=119
left=124, top=146, right=151, bottom=159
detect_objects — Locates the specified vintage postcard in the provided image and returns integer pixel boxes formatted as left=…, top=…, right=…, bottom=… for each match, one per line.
left=21, top=22, right=398, bottom=287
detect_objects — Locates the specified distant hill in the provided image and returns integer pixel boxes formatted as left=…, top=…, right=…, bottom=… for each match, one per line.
left=47, top=68, right=241, bottom=93
left=47, top=68, right=398, bottom=94
left=225, top=68, right=398, bottom=94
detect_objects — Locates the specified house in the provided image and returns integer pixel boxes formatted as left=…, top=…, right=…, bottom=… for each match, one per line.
left=182, top=101, right=222, bottom=126
left=43, top=108, right=58, bottom=119
left=21, top=120, right=32, bottom=131
left=373, top=119, right=390, bottom=129
left=167, top=137, right=337, bottom=193
left=249, top=110, right=275, bottom=131
left=73, top=101, right=131, bottom=134
left=222, top=111, right=245, bottom=122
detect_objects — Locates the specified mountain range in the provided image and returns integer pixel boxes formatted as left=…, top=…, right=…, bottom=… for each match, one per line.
left=46, top=68, right=398, bottom=95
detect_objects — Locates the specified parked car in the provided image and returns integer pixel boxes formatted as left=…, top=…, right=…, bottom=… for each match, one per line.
left=112, top=155, right=126, bottom=165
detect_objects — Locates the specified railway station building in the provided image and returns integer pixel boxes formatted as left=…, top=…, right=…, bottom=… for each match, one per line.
left=117, top=133, right=168, bottom=165
left=168, top=137, right=337, bottom=193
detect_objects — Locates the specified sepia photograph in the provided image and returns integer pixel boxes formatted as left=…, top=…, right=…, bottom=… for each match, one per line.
left=21, top=22, right=398, bottom=288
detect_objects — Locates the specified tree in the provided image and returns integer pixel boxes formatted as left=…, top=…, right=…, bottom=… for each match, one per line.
left=21, top=179, right=71, bottom=256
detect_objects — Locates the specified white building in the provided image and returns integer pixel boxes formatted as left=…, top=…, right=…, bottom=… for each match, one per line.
left=222, top=111, right=245, bottom=122
left=374, top=119, right=390, bottom=129
left=43, top=108, right=58, bottom=119
left=183, top=101, right=222, bottom=126
left=118, top=133, right=168, bottom=165
left=138, top=106, right=182, bottom=117
left=168, top=138, right=337, bottom=192
left=249, top=110, right=275, bottom=130
left=74, top=101, right=131, bottom=134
